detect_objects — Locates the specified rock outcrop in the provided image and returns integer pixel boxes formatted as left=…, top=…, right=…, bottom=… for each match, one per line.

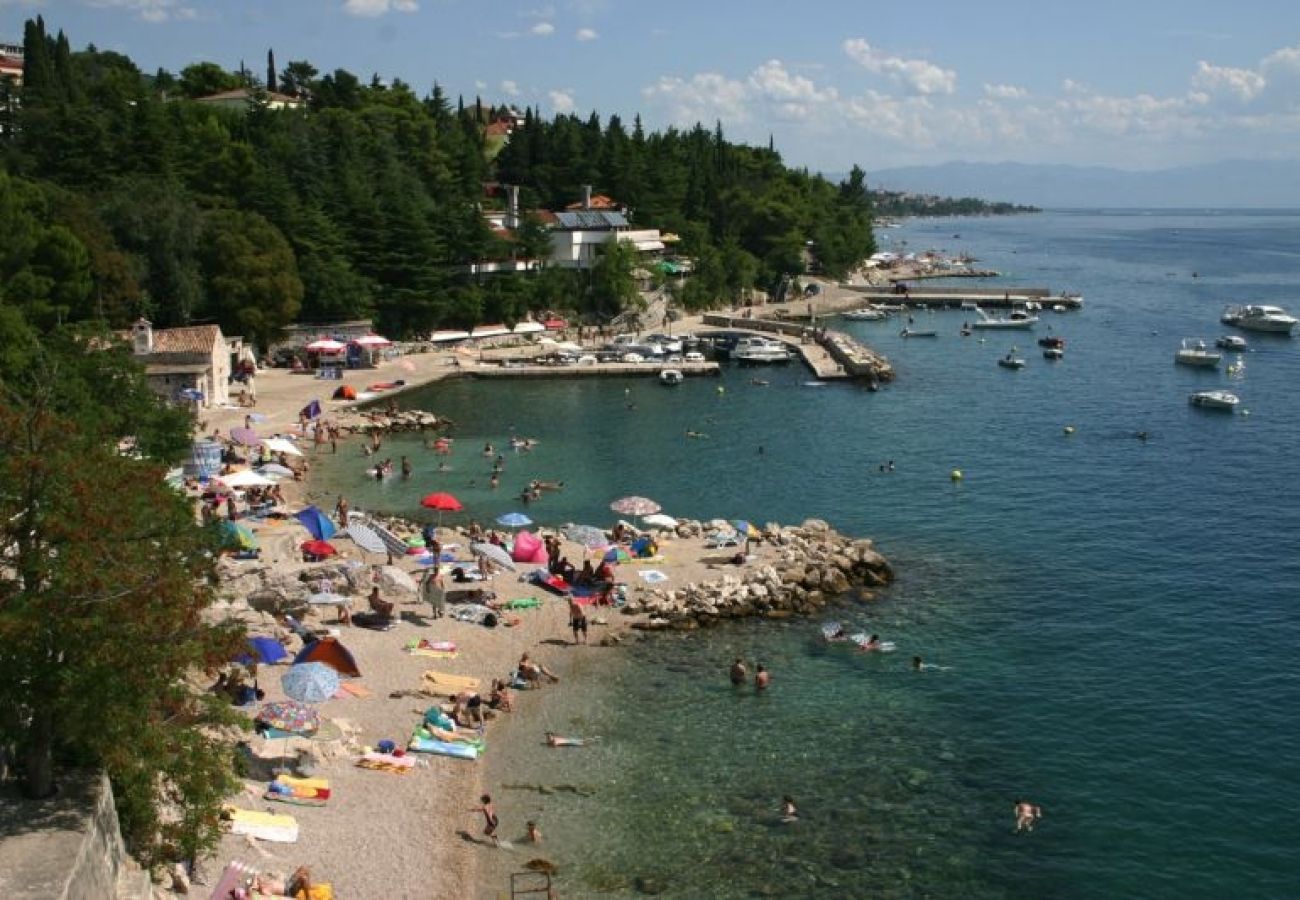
left=624, top=519, right=892, bottom=629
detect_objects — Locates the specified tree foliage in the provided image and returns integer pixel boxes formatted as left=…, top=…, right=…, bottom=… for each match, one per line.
left=0, top=317, right=242, bottom=864
left=2, top=17, right=879, bottom=342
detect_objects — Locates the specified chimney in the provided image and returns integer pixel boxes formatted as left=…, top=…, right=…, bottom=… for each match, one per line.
left=131, top=318, right=153, bottom=356
left=506, top=184, right=520, bottom=230
left=582, top=184, right=592, bottom=209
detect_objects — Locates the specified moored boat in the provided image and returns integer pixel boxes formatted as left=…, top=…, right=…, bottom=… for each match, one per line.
left=1215, top=335, right=1247, bottom=351
left=1174, top=339, right=1221, bottom=368
left=1188, top=390, right=1239, bottom=411
left=899, top=328, right=937, bottom=338
left=658, top=369, right=684, bottom=385
left=1043, top=347, right=1064, bottom=360
left=998, top=349, right=1026, bottom=369
left=732, top=336, right=793, bottom=364
left=970, top=307, right=1038, bottom=329
left=1222, top=304, right=1297, bottom=334
left=841, top=307, right=887, bottom=321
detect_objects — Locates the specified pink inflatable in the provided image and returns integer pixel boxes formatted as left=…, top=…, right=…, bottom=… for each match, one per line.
left=511, top=530, right=548, bottom=564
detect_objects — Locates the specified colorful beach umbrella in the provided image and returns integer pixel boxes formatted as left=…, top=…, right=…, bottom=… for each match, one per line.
left=255, top=700, right=320, bottom=736
left=470, top=541, right=517, bottom=572
left=230, top=427, right=260, bottom=446
left=344, top=520, right=387, bottom=555
left=562, top=524, right=609, bottom=550
left=420, top=492, right=464, bottom=512
left=601, top=546, right=632, bottom=564
left=731, top=520, right=760, bottom=538
left=610, top=496, right=661, bottom=516
left=300, top=539, right=338, bottom=558
left=218, top=520, right=258, bottom=551
left=281, top=662, right=341, bottom=704
left=294, top=505, right=337, bottom=541
left=496, top=511, right=533, bottom=529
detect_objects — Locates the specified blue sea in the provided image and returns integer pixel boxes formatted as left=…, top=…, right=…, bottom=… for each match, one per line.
left=311, top=211, right=1300, bottom=898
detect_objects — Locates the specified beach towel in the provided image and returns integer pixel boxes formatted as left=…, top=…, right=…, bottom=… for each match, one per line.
left=500, top=596, right=542, bottom=610
left=406, top=639, right=459, bottom=659
left=265, top=775, right=331, bottom=806
left=422, top=671, right=480, bottom=690
left=630, top=555, right=667, bottom=564
left=638, top=569, right=669, bottom=584
left=338, top=682, right=372, bottom=698
left=408, top=734, right=481, bottom=760
left=208, top=861, right=257, bottom=900
left=356, top=751, right=415, bottom=773
left=224, top=807, right=299, bottom=843
left=527, top=569, right=572, bottom=595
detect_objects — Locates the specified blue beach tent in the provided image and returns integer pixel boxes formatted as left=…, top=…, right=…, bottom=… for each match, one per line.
left=237, top=636, right=289, bottom=666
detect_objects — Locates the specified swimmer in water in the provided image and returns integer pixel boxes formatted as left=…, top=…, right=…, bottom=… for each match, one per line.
left=1136, top=431, right=1149, bottom=441
left=686, top=430, right=709, bottom=439
left=912, top=655, right=924, bottom=671
left=1014, top=801, right=1042, bottom=833
left=729, top=657, right=747, bottom=686
left=781, top=795, right=799, bottom=822
left=545, top=732, right=592, bottom=747
left=860, top=634, right=882, bottom=651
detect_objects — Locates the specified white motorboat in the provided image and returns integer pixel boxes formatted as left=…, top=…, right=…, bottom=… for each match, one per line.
left=1174, top=339, right=1221, bottom=368
left=841, top=308, right=887, bottom=321
left=997, top=351, right=1026, bottom=369
left=732, top=336, right=793, bottom=364
left=658, top=369, right=684, bottom=385
left=1188, top=390, right=1239, bottom=411
left=1215, top=335, right=1248, bottom=351
left=1043, top=347, right=1064, bottom=360
left=970, top=307, right=1038, bottom=330
left=1222, top=304, right=1297, bottom=334
left=899, top=328, right=937, bottom=338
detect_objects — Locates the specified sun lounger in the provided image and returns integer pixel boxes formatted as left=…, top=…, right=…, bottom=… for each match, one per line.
left=223, top=807, right=299, bottom=843
left=704, top=531, right=741, bottom=549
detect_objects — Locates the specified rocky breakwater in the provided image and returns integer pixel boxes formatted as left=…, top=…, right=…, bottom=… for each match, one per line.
left=818, top=330, right=895, bottom=383
left=337, top=408, right=445, bottom=436
left=625, top=518, right=892, bottom=630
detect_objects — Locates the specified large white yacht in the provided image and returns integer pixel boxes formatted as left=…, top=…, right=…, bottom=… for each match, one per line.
left=732, top=336, right=793, bottom=364
left=1221, top=304, right=1297, bottom=335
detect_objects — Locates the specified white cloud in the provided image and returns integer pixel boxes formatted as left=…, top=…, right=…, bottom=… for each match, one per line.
left=642, top=71, right=753, bottom=125
left=1192, top=61, right=1264, bottom=101
left=984, top=83, right=1028, bottom=100
left=843, top=38, right=955, bottom=95
left=84, top=0, right=197, bottom=22
left=500, top=80, right=520, bottom=97
left=531, top=21, right=556, bottom=36
left=474, top=79, right=487, bottom=90
left=576, top=27, right=598, bottom=41
left=342, top=0, right=417, bottom=17
left=549, top=89, right=575, bottom=113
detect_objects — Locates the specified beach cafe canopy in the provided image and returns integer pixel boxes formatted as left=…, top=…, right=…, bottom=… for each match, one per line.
left=470, top=324, right=511, bottom=339
left=305, top=339, right=347, bottom=353
left=430, top=330, right=472, bottom=343
left=263, top=438, right=304, bottom=457
left=351, top=334, right=391, bottom=348
left=542, top=318, right=567, bottom=330
left=512, top=321, right=546, bottom=335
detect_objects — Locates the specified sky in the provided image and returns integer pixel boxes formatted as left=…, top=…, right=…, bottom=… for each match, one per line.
left=3, top=0, right=1299, bottom=174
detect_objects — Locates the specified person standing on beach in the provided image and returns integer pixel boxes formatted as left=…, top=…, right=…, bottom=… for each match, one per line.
left=421, top=565, right=446, bottom=619
left=568, top=597, right=589, bottom=645
left=470, top=794, right=499, bottom=846
left=755, top=664, right=770, bottom=690
left=729, top=658, right=747, bottom=685
left=334, top=496, right=349, bottom=528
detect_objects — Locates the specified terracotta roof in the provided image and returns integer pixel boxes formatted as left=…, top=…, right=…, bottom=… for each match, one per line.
left=484, top=121, right=512, bottom=137
left=152, top=325, right=223, bottom=355
left=534, top=210, right=559, bottom=225
left=194, top=88, right=301, bottom=105
left=565, top=194, right=619, bottom=210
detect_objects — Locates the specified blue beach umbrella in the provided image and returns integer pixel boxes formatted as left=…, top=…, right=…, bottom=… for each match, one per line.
left=602, top=546, right=632, bottom=564
left=294, top=505, right=337, bottom=541
left=496, top=511, right=533, bottom=529
left=731, top=520, right=759, bottom=538
left=280, top=662, right=340, bottom=704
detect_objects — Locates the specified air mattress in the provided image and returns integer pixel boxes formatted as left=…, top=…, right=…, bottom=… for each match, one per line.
left=408, top=735, right=480, bottom=760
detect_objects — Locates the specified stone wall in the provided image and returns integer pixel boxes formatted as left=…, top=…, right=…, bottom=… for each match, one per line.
left=0, top=771, right=151, bottom=900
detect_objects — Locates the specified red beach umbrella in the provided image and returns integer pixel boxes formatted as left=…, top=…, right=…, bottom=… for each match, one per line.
left=420, top=492, right=464, bottom=512
left=300, top=539, right=338, bottom=558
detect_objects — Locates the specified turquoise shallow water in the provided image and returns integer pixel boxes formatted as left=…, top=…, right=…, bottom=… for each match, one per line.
left=312, top=211, right=1300, bottom=898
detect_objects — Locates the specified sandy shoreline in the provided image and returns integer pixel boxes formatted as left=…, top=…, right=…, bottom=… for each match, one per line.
left=191, top=282, right=887, bottom=897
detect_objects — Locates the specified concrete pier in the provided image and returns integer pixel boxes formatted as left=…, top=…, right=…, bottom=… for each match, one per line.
left=698, top=314, right=894, bottom=382
left=839, top=285, right=1083, bottom=309
left=460, top=360, right=720, bottom=379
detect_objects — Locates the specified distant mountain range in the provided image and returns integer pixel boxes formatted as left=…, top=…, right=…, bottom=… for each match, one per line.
left=855, top=160, right=1300, bottom=209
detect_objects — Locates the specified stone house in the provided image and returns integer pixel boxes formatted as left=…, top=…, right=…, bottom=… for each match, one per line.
left=130, top=319, right=239, bottom=408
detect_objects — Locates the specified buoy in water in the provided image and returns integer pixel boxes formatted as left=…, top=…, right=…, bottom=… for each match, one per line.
left=950, top=469, right=963, bottom=481
left=716, top=386, right=726, bottom=394
left=1063, top=425, right=1075, bottom=435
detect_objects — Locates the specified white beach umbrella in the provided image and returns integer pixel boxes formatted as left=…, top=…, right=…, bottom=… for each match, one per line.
left=352, top=334, right=391, bottom=347
left=262, top=438, right=304, bottom=457
left=306, top=339, right=347, bottom=353
left=642, top=513, right=679, bottom=529
left=218, top=470, right=277, bottom=488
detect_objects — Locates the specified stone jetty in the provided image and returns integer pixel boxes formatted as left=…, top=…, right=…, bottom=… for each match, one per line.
left=817, top=330, right=895, bottom=383
left=342, top=408, right=444, bottom=434
left=624, top=518, right=893, bottom=630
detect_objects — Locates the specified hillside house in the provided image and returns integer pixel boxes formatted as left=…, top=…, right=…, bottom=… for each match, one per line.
left=130, top=319, right=240, bottom=408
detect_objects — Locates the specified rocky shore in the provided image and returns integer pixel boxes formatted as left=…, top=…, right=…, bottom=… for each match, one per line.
left=624, top=518, right=893, bottom=630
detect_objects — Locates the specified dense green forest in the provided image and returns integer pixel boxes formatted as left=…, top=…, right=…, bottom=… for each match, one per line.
left=0, top=17, right=877, bottom=348
left=868, top=189, right=1039, bottom=217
